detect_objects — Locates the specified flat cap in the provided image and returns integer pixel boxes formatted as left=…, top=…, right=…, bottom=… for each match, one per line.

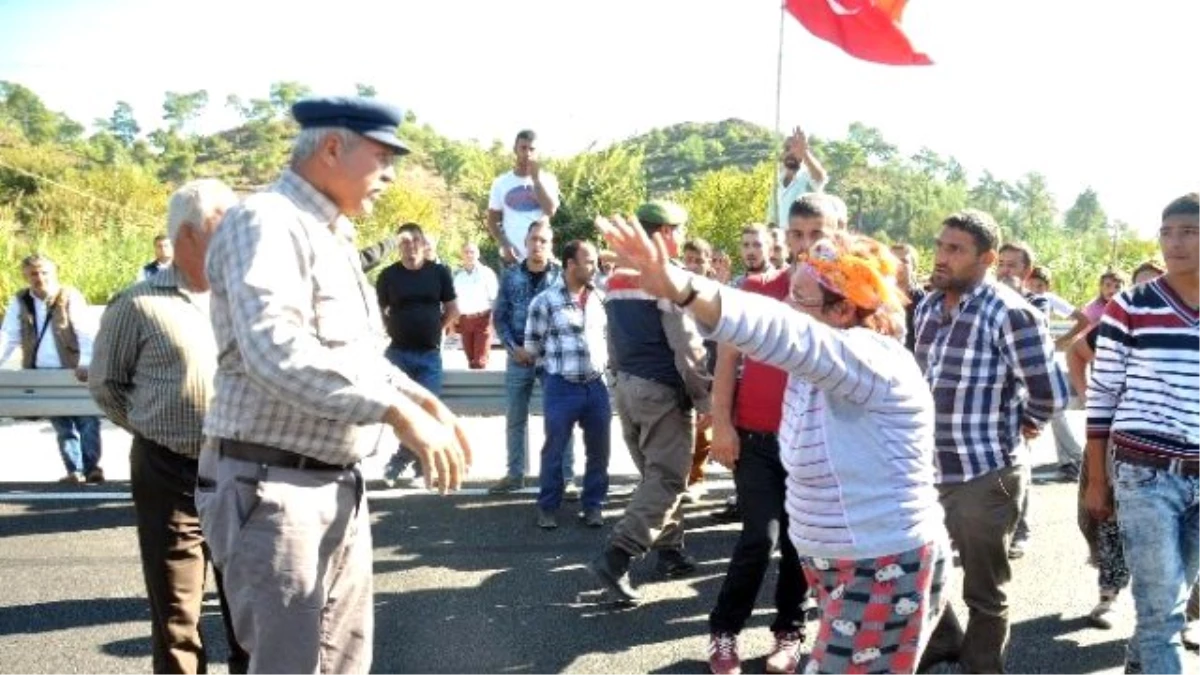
left=291, top=96, right=410, bottom=155
left=635, top=200, right=688, bottom=227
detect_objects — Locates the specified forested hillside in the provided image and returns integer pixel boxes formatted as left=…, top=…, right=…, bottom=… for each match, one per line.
left=0, top=80, right=1156, bottom=308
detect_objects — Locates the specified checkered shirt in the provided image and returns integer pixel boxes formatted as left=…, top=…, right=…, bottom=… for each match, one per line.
left=523, top=279, right=607, bottom=383
left=203, top=170, right=421, bottom=464
left=913, top=280, right=1069, bottom=484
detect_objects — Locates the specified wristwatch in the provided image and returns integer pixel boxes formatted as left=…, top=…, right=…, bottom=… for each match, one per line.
left=674, top=275, right=700, bottom=308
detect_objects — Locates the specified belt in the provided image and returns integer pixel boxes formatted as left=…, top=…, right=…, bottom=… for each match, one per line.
left=1114, top=445, right=1199, bottom=477
left=462, top=310, right=491, bottom=319
left=219, top=439, right=356, bottom=472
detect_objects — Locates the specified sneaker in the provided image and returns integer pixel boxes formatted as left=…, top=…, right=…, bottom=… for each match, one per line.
left=580, top=508, right=604, bottom=528
left=563, top=482, right=581, bottom=502
left=1183, top=621, right=1199, bottom=652
left=488, top=475, right=526, bottom=494
left=589, top=547, right=640, bottom=603
left=707, top=632, right=741, bottom=675
left=1057, top=463, right=1081, bottom=482
left=58, top=473, right=84, bottom=485
left=536, top=509, right=558, bottom=530
left=655, top=549, right=697, bottom=578
left=1087, top=592, right=1117, bottom=629
left=765, top=629, right=805, bottom=674
left=84, top=468, right=105, bottom=484
left=1008, top=538, right=1028, bottom=560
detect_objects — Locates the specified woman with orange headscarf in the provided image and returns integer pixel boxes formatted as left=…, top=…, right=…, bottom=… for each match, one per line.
left=595, top=216, right=949, bottom=674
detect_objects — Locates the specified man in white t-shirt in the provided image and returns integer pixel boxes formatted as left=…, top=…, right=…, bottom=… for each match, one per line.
left=765, top=125, right=828, bottom=228
left=487, top=129, right=560, bottom=264
left=452, top=242, right=499, bottom=369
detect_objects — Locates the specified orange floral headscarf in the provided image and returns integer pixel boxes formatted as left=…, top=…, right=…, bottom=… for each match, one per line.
left=799, top=234, right=904, bottom=313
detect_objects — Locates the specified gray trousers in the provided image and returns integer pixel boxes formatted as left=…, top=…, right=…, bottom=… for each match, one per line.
left=197, top=450, right=372, bottom=674
left=609, top=373, right=695, bottom=556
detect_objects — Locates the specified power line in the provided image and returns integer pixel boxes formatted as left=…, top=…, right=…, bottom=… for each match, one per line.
left=0, top=155, right=163, bottom=228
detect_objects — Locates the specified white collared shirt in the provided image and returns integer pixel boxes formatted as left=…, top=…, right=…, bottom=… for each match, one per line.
left=453, top=263, right=499, bottom=315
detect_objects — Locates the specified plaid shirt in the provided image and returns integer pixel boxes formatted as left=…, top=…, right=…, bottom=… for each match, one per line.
left=524, top=279, right=607, bottom=382
left=914, top=280, right=1068, bottom=484
left=204, top=170, right=421, bottom=465
left=88, top=266, right=213, bottom=458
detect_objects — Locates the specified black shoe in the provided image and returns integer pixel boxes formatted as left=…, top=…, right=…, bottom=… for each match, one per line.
left=589, top=548, right=640, bottom=603
left=655, top=549, right=697, bottom=578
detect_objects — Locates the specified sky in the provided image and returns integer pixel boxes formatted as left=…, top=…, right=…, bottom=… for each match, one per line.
left=0, top=0, right=1196, bottom=237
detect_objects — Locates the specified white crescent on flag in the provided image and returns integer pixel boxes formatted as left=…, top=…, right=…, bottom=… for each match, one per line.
left=826, top=0, right=863, bottom=16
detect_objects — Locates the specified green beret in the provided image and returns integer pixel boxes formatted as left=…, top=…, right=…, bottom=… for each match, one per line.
left=635, top=200, right=688, bottom=227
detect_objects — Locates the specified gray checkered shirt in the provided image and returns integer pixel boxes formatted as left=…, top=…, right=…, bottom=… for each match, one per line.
left=88, top=266, right=214, bottom=459
left=203, top=170, right=419, bottom=464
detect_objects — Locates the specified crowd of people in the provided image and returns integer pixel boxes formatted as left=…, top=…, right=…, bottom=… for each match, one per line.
left=0, top=95, right=1195, bottom=675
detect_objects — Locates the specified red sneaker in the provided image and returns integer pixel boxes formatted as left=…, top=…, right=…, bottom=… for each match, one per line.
left=708, top=632, right=741, bottom=675
left=765, top=629, right=804, bottom=674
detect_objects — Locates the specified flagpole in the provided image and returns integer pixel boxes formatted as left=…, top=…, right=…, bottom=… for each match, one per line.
left=774, top=1, right=785, bottom=137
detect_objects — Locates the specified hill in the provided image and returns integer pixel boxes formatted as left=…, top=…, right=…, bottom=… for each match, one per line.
left=614, top=119, right=778, bottom=194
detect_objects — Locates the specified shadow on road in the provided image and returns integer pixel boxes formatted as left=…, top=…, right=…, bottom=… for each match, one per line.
left=0, top=487, right=134, bottom=537
left=1008, top=613, right=1127, bottom=673
left=367, top=486, right=759, bottom=673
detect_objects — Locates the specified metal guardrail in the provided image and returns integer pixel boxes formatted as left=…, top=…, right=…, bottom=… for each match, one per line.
left=0, top=369, right=535, bottom=419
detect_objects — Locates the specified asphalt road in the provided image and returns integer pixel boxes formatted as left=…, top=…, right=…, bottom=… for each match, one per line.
left=0, top=409, right=1196, bottom=673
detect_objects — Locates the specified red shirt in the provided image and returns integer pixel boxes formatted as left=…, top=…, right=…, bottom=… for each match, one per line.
left=733, top=268, right=790, bottom=433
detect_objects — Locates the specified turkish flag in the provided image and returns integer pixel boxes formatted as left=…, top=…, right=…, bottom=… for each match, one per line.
left=785, top=0, right=932, bottom=66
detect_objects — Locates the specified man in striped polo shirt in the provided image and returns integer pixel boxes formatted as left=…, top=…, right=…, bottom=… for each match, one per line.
left=1085, top=192, right=1199, bottom=674
left=89, top=180, right=246, bottom=674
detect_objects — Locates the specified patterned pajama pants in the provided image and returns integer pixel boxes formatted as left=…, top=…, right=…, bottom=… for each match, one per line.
left=801, top=541, right=948, bottom=674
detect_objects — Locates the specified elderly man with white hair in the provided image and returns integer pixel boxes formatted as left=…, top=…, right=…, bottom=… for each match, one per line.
left=89, top=178, right=248, bottom=674
left=197, top=97, right=473, bottom=673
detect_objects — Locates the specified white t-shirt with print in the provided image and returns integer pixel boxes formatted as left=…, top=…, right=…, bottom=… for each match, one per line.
left=766, top=167, right=827, bottom=227
left=488, top=170, right=560, bottom=261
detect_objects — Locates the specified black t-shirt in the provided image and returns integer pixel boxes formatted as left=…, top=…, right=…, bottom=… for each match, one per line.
left=903, top=287, right=927, bottom=352
left=376, top=262, right=456, bottom=351
left=528, top=268, right=547, bottom=291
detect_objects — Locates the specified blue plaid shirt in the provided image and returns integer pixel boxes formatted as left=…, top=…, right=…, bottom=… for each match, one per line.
left=524, top=279, right=607, bottom=382
left=913, top=280, right=1069, bottom=484
left=493, top=261, right=563, bottom=351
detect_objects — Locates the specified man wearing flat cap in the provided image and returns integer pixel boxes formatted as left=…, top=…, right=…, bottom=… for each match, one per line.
left=197, top=96, right=473, bottom=673
left=589, top=201, right=712, bottom=603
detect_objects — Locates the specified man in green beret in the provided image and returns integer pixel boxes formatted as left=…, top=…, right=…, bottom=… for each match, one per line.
left=589, top=201, right=712, bottom=603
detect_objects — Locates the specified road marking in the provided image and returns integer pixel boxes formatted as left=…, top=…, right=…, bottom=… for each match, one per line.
left=0, top=480, right=738, bottom=502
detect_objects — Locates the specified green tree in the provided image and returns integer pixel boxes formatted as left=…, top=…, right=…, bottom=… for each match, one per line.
left=549, top=144, right=647, bottom=246
left=162, top=90, right=209, bottom=133
left=100, top=101, right=141, bottom=147
left=0, top=82, right=62, bottom=144
left=680, top=162, right=774, bottom=269
left=1063, top=187, right=1107, bottom=233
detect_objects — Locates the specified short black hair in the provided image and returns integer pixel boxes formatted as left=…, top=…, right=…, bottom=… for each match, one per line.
left=561, top=239, right=593, bottom=267
left=942, top=209, right=1000, bottom=254
left=999, top=242, right=1034, bottom=271
left=788, top=193, right=831, bottom=221
left=515, top=129, right=537, bottom=144
left=153, top=234, right=170, bottom=244
left=1162, top=192, right=1199, bottom=220
left=397, top=222, right=424, bottom=239
left=1029, top=266, right=1051, bottom=285
left=1099, top=269, right=1127, bottom=285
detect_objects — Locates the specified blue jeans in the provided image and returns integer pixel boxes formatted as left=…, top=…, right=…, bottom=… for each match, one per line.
left=1114, top=460, right=1200, bottom=673
left=49, top=416, right=102, bottom=475
left=384, top=347, right=444, bottom=479
left=537, top=375, right=610, bottom=512
left=505, top=356, right=574, bottom=481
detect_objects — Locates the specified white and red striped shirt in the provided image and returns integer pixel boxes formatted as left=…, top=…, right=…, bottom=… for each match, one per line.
left=1087, top=278, right=1199, bottom=460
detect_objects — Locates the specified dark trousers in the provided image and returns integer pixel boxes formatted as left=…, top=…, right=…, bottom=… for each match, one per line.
left=923, top=465, right=1026, bottom=674
left=709, top=430, right=807, bottom=634
left=537, top=374, right=611, bottom=512
left=130, top=436, right=247, bottom=674
left=458, top=311, right=492, bottom=369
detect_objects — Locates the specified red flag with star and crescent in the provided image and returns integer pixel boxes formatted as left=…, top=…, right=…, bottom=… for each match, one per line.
left=785, top=0, right=932, bottom=66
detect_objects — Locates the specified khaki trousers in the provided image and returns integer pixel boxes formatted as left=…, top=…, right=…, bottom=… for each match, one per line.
left=197, top=449, right=372, bottom=674
left=609, top=373, right=695, bottom=555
